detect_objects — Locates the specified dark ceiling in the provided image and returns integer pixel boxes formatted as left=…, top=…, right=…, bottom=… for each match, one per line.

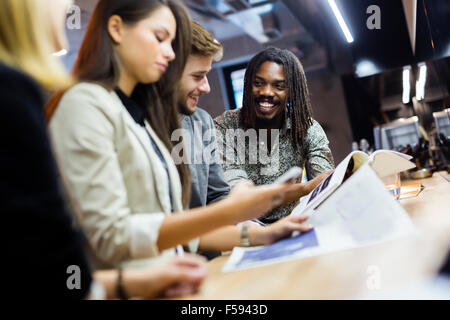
left=67, top=0, right=450, bottom=74
left=65, top=0, right=450, bottom=107
left=182, top=0, right=450, bottom=75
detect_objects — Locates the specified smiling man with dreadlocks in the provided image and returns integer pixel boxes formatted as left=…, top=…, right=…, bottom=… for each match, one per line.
left=214, top=47, right=334, bottom=224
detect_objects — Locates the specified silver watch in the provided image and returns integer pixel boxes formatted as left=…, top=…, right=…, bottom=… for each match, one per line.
left=240, top=225, right=251, bottom=247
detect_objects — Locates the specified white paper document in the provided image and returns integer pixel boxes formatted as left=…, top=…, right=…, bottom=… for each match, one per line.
left=222, top=165, right=416, bottom=273
left=292, top=150, right=415, bottom=216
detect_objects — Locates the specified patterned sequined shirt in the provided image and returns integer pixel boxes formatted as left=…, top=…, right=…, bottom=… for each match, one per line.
left=214, top=108, right=335, bottom=224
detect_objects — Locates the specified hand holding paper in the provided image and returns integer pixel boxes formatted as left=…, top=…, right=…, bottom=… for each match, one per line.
left=254, top=214, right=313, bottom=245
left=281, top=169, right=333, bottom=206
left=223, top=150, right=417, bottom=273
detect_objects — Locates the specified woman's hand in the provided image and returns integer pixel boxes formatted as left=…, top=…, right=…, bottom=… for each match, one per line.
left=123, top=254, right=207, bottom=299
left=251, top=214, right=313, bottom=245
left=225, top=180, right=291, bottom=224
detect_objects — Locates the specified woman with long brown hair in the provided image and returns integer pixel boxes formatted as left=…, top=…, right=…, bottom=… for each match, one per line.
left=48, top=0, right=313, bottom=270
left=2, top=0, right=208, bottom=300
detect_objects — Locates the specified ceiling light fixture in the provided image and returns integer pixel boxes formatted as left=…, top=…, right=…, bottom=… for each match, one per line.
left=328, top=0, right=354, bottom=43
left=402, top=66, right=411, bottom=104
left=415, top=62, right=427, bottom=101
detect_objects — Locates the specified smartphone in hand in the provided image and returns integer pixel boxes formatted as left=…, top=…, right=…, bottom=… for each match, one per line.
left=273, top=167, right=302, bottom=184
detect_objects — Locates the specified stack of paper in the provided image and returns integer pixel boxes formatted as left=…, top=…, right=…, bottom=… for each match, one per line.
left=223, top=151, right=417, bottom=273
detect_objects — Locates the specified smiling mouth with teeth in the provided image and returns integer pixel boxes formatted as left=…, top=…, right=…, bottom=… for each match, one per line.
left=256, top=98, right=280, bottom=111
left=259, top=102, right=274, bottom=108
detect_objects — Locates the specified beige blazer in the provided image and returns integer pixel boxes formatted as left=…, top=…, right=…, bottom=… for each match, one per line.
left=50, top=83, right=198, bottom=269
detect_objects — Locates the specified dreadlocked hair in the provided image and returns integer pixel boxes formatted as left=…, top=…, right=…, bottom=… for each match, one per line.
left=241, top=47, right=313, bottom=147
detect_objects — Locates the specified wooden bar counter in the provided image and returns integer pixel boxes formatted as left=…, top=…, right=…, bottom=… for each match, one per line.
left=183, top=171, right=450, bottom=300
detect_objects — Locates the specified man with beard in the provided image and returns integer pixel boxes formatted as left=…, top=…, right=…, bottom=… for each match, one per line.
left=214, top=47, right=335, bottom=225
left=178, top=21, right=230, bottom=217
left=176, top=27, right=315, bottom=255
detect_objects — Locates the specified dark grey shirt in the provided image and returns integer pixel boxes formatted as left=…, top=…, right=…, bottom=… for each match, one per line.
left=180, top=108, right=230, bottom=209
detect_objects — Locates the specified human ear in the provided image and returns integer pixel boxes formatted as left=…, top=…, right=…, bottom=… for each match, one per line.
left=108, top=15, right=124, bottom=44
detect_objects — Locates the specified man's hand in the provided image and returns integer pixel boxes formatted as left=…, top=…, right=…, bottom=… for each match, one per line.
left=251, top=214, right=313, bottom=245
left=302, top=170, right=333, bottom=194
left=282, top=170, right=333, bottom=204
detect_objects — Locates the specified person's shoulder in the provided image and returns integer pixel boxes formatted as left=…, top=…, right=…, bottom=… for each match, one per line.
left=305, top=118, right=329, bottom=143
left=63, top=82, right=112, bottom=102
left=0, top=63, right=34, bottom=84
left=0, top=63, right=43, bottom=115
left=214, top=108, right=242, bottom=129
left=308, top=118, right=326, bottom=133
left=0, top=63, right=42, bottom=101
left=192, top=107, right=213, bottom=123
left=58, top=82, right=119, bottom=115
left=183, top=108, right=218, bottom=134
left=0, top=63, right=23, bottom=78
left=51, top=82, right=122, bottom=130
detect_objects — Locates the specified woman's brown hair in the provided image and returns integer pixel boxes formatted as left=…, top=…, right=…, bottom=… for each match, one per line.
left=46, top=0, right=192, bottom=207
